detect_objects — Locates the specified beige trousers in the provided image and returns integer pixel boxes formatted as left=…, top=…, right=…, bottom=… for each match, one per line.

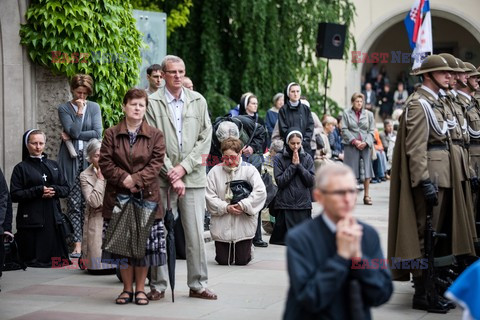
left=150, top=187, right=208, bottom=292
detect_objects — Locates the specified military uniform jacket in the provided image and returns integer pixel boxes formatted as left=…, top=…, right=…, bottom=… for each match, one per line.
left=462, top=92, right=480, bottom=173
left=404, top=87, right=451, bottom=188
left=441, top=90, right=470, bottom=181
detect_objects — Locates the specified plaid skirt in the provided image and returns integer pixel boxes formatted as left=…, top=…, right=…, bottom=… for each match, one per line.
left=101, top=219, right=166, bottom=267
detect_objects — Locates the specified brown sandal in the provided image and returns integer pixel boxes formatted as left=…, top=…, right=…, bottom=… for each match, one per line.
left=363, top=196, right=372, bottom=205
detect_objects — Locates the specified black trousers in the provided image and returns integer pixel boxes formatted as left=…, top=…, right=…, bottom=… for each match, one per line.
left=215, top=239, right=253, bottom=266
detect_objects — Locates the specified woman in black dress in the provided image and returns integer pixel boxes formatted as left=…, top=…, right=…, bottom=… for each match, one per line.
left=10, top=129, right=70, bottom=267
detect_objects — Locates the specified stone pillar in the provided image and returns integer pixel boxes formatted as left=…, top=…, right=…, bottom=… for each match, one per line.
left=35, top=66, right=70, bottom=159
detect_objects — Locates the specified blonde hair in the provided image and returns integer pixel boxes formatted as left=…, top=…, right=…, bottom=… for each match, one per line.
left=350, top=92, right=365, bottom=104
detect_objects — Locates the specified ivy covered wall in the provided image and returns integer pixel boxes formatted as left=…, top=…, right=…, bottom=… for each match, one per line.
left=20, top=0, right=143, bottom=128
left=168, top=0, right=356, bottom=119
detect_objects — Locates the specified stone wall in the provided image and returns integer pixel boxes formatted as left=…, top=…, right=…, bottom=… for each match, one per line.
left=35, top=66, right=71, bottom=159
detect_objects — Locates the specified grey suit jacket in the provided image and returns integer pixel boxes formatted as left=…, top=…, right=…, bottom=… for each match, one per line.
left=57, top=100, right=103, bottom=187
left=341, top=108, right=375, bottom=148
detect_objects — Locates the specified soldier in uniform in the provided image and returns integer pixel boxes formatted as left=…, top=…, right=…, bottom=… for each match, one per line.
left=462, top=61, right=480, bottom=251
left=437, top=54, right=478, bottom=273
left=389, top=55, right=476, bottom=313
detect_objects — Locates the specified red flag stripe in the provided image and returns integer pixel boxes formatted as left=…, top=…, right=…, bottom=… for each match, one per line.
left=412, top=0, right=425, bottom=44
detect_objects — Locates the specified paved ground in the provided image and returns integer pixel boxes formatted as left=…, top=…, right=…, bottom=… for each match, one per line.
left=0, top=181, right=463, bottom=319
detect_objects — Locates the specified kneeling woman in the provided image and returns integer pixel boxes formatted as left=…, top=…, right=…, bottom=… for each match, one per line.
left=10, top=129, right=70, bottom=267
left=206, top=138, right=266, bottom=265
left=270, top=129, right=315, bottom=245
left=99, top=88, right=166, bottom=305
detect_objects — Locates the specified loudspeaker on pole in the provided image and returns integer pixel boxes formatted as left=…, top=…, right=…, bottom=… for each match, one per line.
left=316, top=23, right=346, bottom=60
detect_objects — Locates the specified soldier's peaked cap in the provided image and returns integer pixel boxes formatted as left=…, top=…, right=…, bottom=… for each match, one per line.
left=414, top=55, right=454, bottom=75
left=438, top=53, right=464, bottom=72
left=464, top=62, right=480, bottom=77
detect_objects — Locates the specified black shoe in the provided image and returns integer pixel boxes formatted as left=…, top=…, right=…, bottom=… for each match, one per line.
left=438, top=296, right=456, bottom=310
left=253, top=240, right=268, bottom=248
left=412, top=276, right=450, bottom=314
left=412, top=294, right=450, bottom=313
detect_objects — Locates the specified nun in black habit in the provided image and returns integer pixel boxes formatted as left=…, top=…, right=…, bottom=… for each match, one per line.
left=10, top=129, right=70, bottom=268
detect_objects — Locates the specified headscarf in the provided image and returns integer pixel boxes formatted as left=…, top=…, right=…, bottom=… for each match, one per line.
left=22, top=129, right=39, bottom=161
left=284, top=127, right=304, bottom=157
left=239, top=93, right=256, bottom=117
left=286, top=129, right=303, bottom=143
left=283, top=82, right=302, bottom=109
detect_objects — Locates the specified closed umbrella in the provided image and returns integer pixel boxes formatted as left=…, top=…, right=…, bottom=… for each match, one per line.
left=164, top=187, right=176, bottom=302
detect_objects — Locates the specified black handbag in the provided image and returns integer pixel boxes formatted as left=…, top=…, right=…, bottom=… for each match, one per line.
left=228, top=180, right=253, bottom=204
left=261, top=170, right=278, bottom=209
left=3, top=234, right=27, bottom=271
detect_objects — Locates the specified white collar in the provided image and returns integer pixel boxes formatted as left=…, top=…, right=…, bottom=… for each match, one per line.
left=165, top=87, right=185, bottom=103
left=451, top=90, right=458, bottom=97
left=457, top=90, right=472, bottom=101
left=420, top=85, right=439, bottom=100
left=321, top=212, right=337, bottom=233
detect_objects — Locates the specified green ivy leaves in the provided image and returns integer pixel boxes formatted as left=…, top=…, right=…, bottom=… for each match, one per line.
left=20, top=0, right=143, bottom=129
left=169, top=0, right=356, bottom=118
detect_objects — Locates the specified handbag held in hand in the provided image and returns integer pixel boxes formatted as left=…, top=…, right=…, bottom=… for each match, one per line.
left=103, top=192, right=158, bottom=259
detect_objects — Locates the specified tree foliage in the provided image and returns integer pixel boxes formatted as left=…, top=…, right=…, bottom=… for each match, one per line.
left=130, top=0, right=194, bottom=36
left=169, top=0, right=356, bottom=119
left=20, top=0, right=143, bottom=128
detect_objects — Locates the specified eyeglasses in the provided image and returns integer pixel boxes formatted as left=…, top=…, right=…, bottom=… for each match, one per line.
left=320, top=189, right=357, bottom=197
left=164, top=70, right=185, bottom=76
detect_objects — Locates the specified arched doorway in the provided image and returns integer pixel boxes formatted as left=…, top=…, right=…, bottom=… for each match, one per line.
left=347, top=8, right=480, bottom=100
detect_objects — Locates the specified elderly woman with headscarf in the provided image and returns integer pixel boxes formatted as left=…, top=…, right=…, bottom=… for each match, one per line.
left=79, top=138, right=115, bottom=274
left=206, top=138, right=266, bottom=265
left=270, top=128, right=315, bottom=245
left=341, top=92, right=375, bottom=205
left=10, top=129, right=70, bottom=267
left=277, top=83, right=314, bottom=155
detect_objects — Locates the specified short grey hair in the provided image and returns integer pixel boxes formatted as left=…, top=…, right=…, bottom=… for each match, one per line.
left=216, top=121, right=239, bottom=142
left=85, top=138, right=102, bottom=162
left=315, top=163, right=356, bottom=190
left=272, top=93, right=284, bottom=104
left=161, top=55, right=185, bottom=71
left=270, top=140, right=284, bottom=153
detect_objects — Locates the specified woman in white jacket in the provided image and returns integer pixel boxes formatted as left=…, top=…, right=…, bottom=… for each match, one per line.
left=206, top=138, right=266, bottom=265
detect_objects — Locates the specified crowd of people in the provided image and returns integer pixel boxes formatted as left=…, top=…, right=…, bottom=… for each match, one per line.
left=1, top=51, right=480, bottom=318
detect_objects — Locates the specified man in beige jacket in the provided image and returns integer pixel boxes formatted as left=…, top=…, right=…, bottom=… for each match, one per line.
left=145, top=55, right=216, bottom=300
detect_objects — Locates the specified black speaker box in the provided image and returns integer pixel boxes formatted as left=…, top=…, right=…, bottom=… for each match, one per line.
left=316, top=23, right=346, bottom=59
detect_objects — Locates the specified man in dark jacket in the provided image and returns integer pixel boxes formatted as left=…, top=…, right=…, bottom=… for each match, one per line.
left=284, top=163, right=392, bottom=320
left=278, top=82, right=314, bottom=155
